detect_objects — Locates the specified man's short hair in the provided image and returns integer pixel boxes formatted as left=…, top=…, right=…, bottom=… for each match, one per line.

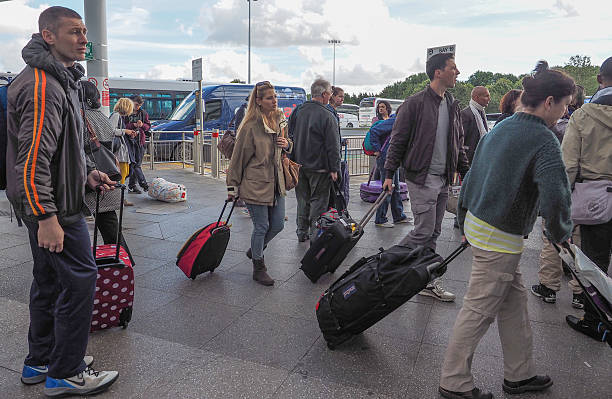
left=600, top=56, right=612, bottom=80
left=130, top=95, right=144, bottom=105
left=311, top=78, right=331, bottom=98
left=38, top=6, right=82, bottom=34
left=426, top=53, right=454, bottom=81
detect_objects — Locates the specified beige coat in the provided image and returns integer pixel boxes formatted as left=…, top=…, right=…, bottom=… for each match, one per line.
left=226, top=115, right=293, bottom=206
left=562, top=103, right=612, bottom=185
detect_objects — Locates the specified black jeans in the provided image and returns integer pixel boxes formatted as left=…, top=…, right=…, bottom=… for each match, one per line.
left=128, top=144, right=147, bottom=189
left=94, top=210, right=134, bottom=266
left=23, top=219, right=97, bottom=379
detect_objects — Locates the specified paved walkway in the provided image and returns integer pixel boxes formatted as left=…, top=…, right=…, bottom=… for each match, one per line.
left=0, top=169, right=610, bottom=398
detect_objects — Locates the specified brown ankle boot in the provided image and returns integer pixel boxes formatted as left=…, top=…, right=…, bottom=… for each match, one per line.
left=252, top=259, right=274, bottom=286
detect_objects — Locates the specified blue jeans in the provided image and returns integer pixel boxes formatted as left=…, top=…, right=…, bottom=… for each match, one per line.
left=375, top=156, right=406, bottom=224
left=245, top=195, right=285, bottom=260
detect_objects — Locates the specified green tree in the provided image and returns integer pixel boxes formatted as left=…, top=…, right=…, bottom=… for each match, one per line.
left=556, top=55, right=599, bottom=95
left=448, top=81, right=474, bottom=109
left=229, top=78, right=245, bottom=83
left=486, top=78, right=514, bottom=113
left=467, top=71, right=495, bottom=87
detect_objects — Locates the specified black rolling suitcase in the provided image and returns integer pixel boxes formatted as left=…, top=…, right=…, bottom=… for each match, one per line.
left=300, top=190, right=389, bottom=283
left=316, top=242, right=469, bottom=349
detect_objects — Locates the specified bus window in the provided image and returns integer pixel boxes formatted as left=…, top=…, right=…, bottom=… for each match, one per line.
left=204, top=100, right=222, bottom=121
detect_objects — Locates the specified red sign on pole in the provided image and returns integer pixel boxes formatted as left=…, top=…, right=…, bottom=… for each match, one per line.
left=212, top=132, right=219, bottom=138
left=101, top=90, right=109, bottom=106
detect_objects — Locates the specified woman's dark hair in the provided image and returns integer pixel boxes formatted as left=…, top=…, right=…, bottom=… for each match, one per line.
left=331, top=86, right=344, bottom=96
left=130, top=95, right=144, bottom=105
left=571, top=84, right=585, bottom=109
left=376, top=100, right=392, bottom=120
left=81, top=80, right=101, bottom=109
left=520, top=61, right=576, bottom=108
left=499, top=89, right=522, bottom=114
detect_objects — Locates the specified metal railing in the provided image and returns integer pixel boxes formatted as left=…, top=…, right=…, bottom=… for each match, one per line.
left=143, top=130, right=371, bottom=177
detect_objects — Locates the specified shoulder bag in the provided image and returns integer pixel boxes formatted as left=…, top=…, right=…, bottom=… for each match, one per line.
left=218, top=130, right=236, bottom=159
left=83, top=113, right=122, bottom=182
left=570, top=179, right=612, bottom=225
left=279, top=120, right=300, bottom=191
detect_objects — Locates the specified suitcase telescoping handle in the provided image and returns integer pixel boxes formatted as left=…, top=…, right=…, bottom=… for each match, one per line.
left=426, top=241, right=470, bottom=276
left=358, top=189, right=390, bottom=228
left=93, top=183, right=126, bottom=262
left=216, top=198, right=237, bottom=227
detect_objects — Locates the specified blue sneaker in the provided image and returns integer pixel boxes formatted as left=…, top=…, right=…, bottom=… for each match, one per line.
left=44, top=367, right=118, bottom=397
left=21, top=356, right=94, bottom=385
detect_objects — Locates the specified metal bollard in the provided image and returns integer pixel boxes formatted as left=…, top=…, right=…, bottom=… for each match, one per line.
left=182, top=131, right=185, bottom=168
left=193, top=129, right=200, bottom=174
left=149, top=137, right=154, bottom=170
left=211, top=129, right=220, bottom=178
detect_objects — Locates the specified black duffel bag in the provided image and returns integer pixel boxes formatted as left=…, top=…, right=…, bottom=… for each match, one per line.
left=316, top=243, right=468, bottom=349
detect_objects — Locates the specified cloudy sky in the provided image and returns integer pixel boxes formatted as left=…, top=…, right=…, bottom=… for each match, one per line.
left=1, top=0, right=611, bottom=94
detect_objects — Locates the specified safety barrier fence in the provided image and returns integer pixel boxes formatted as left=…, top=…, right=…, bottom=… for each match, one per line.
left=143, top=130, right=373, bottom=177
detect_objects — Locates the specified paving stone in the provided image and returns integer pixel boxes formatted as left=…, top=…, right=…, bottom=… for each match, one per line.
left=130, top=256, right=171, bottom=277
left=0, top=243, right=33, bottom=262
left=0, top=366, right=45, bottom=399
left=297, top=334, right=420, bottom=397
left=131, top=239, right=184, bottom=260
left=204, top=309, right=320, bottom=370
left=129, top=286, right=181, bottom=323
left=366, top=300, right=432, bottom=343
left=0, top=262, right=33, bottom=304
left=0, top=233, right=28, bottom=251
left=253, top=284, right=320, bottom=321
left=272, top=372, right=394, bottom=399
left=129, top=295, right=246, bottom=348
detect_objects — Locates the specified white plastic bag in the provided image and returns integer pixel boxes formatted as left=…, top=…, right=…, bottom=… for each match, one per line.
left=147, top=177, right=187, bottom=203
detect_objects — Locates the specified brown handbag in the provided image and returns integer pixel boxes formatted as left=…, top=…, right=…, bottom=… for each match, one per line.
left=217, top=131, right=236, bottom=159
left=279, top=120, right=300, bottom=191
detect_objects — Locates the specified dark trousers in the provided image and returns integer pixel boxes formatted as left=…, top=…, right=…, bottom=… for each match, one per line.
left=295, top=169, right=331, bottom=239
left=580, top=219, right=611, bottom=320
left=95, top=210, right=134, bottom=266
left=129, top=144, right=147, bottom=189
left=23, top=218, right=97, bottom=379
left=375, top=156, right=406, bottom=224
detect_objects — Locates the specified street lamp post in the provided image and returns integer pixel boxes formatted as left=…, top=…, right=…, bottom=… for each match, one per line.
left=328, top=39, right=341, bottom=86
left=247, top=0, right=258, bottom=84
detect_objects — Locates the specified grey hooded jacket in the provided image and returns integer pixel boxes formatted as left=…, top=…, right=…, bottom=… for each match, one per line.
left=5, top=34, right=89, bottom=226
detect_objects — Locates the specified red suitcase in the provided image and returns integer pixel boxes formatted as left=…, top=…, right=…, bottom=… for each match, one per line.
left=90, top=184, right=134, bottom=332
left=176, top=199, right=236, bottom=279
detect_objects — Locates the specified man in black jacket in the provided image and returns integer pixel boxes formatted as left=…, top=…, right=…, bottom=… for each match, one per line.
left=384, top=49, right=469, bottom=302
left=460, top=86, right=490, bottom=164
left=289, top=78, right=340, bottom=241
left=6, top=7, right=118, bottom=396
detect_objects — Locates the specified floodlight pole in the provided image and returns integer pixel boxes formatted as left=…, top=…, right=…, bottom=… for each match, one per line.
left=328, top=39, right=341, bottom=85
left=84, top=0, right=110, bottom=115
left=247, top=0, right=258, bottom=84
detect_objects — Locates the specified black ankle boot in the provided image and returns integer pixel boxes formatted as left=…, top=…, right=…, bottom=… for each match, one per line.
left=502, top=375, right=552, bottom=394
left=252, top=259, right=274, bottom=286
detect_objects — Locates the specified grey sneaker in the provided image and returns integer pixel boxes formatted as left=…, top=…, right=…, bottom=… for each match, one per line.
left=375, top=221, right=394, bottom=228
left=419, top=279, right=456, bottom=302
left=21, top=356, right=94, bottom=385
left=44, top=367, right=118, bottom=397
left=394, top=216, right=413, bottom=225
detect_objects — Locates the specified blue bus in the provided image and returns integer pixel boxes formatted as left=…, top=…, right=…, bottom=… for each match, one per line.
left=151, top=84, right=306, bottom=160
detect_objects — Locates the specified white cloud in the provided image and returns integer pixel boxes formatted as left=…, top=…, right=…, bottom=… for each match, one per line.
left=108, top=5, right=150, bottom=35
left=553, top=0, right=579, bottom=17
left=0, top=0, right=46, bottom=35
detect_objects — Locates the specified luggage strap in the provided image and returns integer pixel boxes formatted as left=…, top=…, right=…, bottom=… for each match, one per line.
left=93, top=183, right=126, bottom=263
left=217, top=199, right=237, bottom=227
left=358, top=190, right=389, bottom=228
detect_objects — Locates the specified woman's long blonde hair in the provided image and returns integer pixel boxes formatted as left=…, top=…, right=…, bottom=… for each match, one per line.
left=237, top=81, right=282, bottom=135
left=114, top=98, right=134, bottom=116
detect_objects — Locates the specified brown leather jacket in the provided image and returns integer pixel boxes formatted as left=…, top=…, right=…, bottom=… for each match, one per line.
left=384, top=85, right=469, bottom=185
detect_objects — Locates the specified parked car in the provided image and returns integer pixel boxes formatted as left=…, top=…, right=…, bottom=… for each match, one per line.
left=338, top=112, right=358, bottom=128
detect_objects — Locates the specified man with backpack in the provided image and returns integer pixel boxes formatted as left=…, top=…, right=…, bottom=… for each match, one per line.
left=4, top=6, right=118, bottom=397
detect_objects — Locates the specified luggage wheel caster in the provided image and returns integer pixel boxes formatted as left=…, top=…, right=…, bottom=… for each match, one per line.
left=327, top=343, right=336, bottom=350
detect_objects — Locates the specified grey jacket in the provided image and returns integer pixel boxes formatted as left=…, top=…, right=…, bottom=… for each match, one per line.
left=5, top=34, right=88, bottom=226
left=288, top=101, right=340, bottom=173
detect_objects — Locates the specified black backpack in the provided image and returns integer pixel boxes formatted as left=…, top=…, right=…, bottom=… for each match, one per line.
left=0, top=84, right=8, bottom=190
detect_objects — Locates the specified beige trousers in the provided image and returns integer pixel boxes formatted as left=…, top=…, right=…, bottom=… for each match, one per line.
left=440, top=247, right=535, bottom=392
left=538, top=229, right=582, bottom=294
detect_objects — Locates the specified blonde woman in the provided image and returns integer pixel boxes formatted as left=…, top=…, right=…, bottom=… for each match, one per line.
left=227, top=81, right=292, bottom=286
left=110, top=98, right=137, bottom=190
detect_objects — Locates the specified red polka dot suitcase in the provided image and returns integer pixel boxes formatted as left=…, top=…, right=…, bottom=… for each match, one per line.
left=90, top=184, right=134, bottom=332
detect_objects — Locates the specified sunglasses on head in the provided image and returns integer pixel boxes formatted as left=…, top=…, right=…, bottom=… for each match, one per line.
left=256, top=80, right=271, bottom=87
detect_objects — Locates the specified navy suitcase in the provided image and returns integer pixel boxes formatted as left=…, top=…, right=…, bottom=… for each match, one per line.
left=300, top=190, right=388, bottom=283
left=316, top=242, right=469, bottom=349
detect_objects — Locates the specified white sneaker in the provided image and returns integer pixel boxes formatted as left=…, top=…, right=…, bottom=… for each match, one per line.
left=44, top=367, right=118, bottom=397
left=418, top=279, right=456, bottom=302
left=21, top=356, right=94, bottom=385
left=375, top=221, right=394, bottom=228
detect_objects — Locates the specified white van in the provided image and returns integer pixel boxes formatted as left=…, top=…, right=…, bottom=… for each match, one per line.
left=358, top=97, right=404, bottom=127
left=337, top=112, right=358, bottom=128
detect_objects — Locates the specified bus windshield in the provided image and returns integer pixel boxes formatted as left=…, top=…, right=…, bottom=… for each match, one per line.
left=168, top=92, right=196, bottom=121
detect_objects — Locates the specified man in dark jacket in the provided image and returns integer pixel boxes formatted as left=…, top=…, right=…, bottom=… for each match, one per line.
left=384, top=50, right=469, bottom=302
left=5, top=6, right=118, bottom=396
left=289, top=78, right=340, bottom=241
left=460, top=86, right=490, bottom=164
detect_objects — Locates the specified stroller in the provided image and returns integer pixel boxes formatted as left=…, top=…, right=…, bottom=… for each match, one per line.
left=554, top=241, right=612, bottom=347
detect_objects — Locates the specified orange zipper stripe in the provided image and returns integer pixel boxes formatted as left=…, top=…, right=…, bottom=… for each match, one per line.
left=30, top=70, right=46, bottom=215
left=24, top=68, right=39, bottom=216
